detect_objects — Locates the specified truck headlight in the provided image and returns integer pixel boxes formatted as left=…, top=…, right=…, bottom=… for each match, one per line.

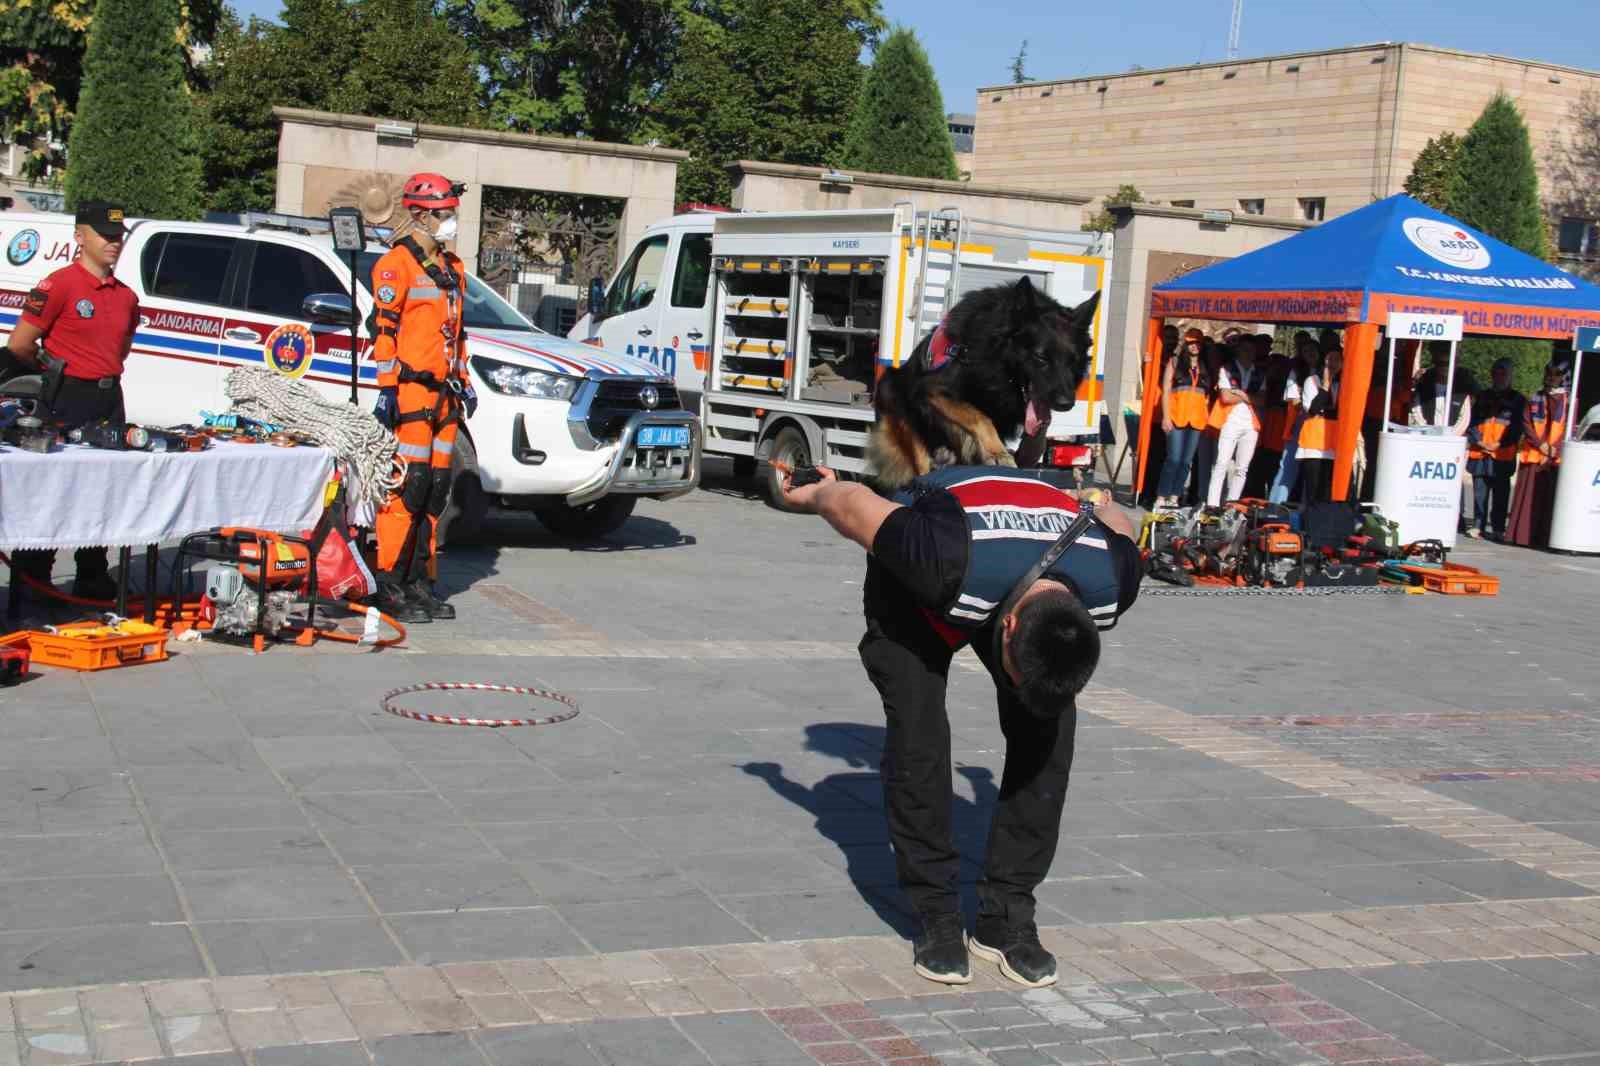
left=471, top=356, right=580, bottom=401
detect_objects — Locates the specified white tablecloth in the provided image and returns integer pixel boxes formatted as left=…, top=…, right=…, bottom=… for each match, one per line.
left=0, top=442, right=335, bottom=550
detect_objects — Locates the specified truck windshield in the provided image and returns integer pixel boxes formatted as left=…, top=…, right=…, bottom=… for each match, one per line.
left=355, top=251, right=538, bottom=334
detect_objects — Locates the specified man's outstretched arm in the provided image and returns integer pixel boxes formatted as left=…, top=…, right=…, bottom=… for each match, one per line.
left=779, top=467, right=903, bottom=552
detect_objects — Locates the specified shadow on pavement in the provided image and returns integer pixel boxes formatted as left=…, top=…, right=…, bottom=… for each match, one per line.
left=741, top=722, right=1000, bottom=940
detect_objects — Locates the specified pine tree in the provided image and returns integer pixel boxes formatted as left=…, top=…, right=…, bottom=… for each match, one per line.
left=655, top=0, right=867, bottom=206
left=1446, top=93, right=1552, bottom=393
left=64, top=0, right=200, bottom=217
left=1402, top=132, right=1461, bottom=211
left=842, top=28, right=956, bottom=180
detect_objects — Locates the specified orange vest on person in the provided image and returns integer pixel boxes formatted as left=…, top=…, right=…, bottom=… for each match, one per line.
left=1365, top=370, right=1412, bottom=423
left=1167, top=361, right=1210, bottom=430
left=1298, top=376, right=1338, bottom=452
left=1206, top=359, right=1261, bottom=433
left=1519, top=391, right=1567, bottom=466
left=369, top=240, right=467, bottom=388
left=1468, top=390, right=1523, bottom=463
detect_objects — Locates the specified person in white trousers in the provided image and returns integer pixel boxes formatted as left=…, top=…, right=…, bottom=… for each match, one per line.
left=1206, top=346, right=1261, bottom=506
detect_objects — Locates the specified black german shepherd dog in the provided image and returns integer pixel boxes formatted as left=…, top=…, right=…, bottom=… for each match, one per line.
left=869, top=277, right=1100, bottom=489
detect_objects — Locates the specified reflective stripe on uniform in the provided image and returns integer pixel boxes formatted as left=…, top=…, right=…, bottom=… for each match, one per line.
left=376, top=359, right=397, bottom=374
left=431, top=437, right=455, bottom=456
left=409, top=286, right=440, bottom=300
left=397, top=442, right=432, bottom=461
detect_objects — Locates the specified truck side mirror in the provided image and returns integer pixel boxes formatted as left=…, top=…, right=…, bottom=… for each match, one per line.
left=302, top=292, right=353, bottom=324
left=587, top=279, right=605, bottom=319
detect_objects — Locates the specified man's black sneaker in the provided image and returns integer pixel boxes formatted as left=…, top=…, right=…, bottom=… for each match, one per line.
left=374, top=582, right=430, bottom=624
left=912, top=912, right=971, bottom=985
left=407, top=581, right=456, bottom=620
left=969, top=915, right=1057, bottom=987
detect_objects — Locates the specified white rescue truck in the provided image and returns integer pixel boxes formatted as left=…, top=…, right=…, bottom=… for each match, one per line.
left=572, top=205, right=1110, bottom=503
left=0, top=212, right=701, bottom=540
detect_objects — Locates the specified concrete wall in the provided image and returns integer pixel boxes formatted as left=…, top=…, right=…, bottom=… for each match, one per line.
left=728, top=160, right=1090, bottom=231
left=974, top=44, right=1600, bottom=224
left=273, top=108, right=686, bottom=271
left=1101, top=205, right=1315, bottom=453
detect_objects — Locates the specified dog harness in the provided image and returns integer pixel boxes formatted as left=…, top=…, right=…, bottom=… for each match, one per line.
left=923, top=321, right=960, bottom=372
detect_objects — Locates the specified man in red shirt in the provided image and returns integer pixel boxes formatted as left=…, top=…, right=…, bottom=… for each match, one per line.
left=5, top=201, right=141, bottom=600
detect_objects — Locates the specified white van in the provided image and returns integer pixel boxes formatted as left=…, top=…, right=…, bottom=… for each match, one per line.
left=1, top=211, right=701, bottom=540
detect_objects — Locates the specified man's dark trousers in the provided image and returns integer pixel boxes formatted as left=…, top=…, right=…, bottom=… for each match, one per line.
left=859, top=608, right=1077, bottom=925
left=11, top=378, right=125, bottom=588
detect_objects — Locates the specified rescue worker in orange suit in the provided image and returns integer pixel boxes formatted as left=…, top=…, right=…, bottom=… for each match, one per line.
left=1464, top=358, right=1524, bottom=540
left=368, top=173, right=475, bottom=623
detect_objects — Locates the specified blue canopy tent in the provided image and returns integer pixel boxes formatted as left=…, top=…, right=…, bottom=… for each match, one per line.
left=1137, top=193, right=1600, bottom=499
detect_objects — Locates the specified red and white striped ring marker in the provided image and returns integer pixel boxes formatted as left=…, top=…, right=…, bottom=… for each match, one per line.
left=379, top=681, right=580, bottom=728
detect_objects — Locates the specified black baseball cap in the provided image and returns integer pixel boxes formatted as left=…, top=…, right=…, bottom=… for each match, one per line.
left=74, top=201, right=128, bottom=240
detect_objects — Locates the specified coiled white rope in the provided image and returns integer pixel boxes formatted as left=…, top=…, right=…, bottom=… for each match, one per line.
left=225, top=368, right=402, bottom=509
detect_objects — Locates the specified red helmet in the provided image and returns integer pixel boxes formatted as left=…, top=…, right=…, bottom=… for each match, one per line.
left=401, top=172, right=464, bottom=211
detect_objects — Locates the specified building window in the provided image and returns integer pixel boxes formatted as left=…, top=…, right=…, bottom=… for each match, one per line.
left=1239, top=199, right=1265, bottom=216
left=1300, top=198, right=1326, bottom=221
left=1558, top=217, right=1599, bottom=258
left=1170, top=200, right=1195, bottom=208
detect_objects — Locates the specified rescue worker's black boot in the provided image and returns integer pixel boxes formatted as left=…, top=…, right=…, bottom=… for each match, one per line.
left=969, top=914, right=1057, bottom=988
left=375, top=580, right=430, bottom=624
left=912, top=910, right=971, bottom=985
left=408, top=580, right=455, bottom=620
left=72, top=550, right=117, bottom=602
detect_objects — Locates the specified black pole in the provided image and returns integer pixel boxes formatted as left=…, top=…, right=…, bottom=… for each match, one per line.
left=348, top=249, right=360, bottom=404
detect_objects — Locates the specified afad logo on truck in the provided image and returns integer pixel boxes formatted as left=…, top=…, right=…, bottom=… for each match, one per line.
left=264, top=323, right=314, bottom=379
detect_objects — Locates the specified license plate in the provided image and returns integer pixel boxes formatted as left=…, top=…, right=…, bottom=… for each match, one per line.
left=636, top=425, right=689, bottom=448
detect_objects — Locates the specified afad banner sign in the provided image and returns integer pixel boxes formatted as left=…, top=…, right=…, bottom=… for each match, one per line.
left=1150, top=289, right=1363, bottom=322
left=1371, top=296, right=1600, bottom=340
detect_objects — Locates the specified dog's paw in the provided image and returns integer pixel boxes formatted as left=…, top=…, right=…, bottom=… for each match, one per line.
left=988, top=449, right=1018, bottom=468
left=930, top=446, right=958, bottom=468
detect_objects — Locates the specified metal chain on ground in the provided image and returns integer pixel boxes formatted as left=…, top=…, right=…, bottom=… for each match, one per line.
left=224, top=368, right=401, bottom=510
left=379, top=681, right=580, bottom=728
left=1139, top=582, right=1412, bottom=597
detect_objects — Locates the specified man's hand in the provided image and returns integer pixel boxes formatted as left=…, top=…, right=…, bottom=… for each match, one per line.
left=775, top=463, right=837, bottom=512
left=373, top=387, right=399, bottom=429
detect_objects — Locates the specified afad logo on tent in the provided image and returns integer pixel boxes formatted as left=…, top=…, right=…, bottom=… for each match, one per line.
left=1402, top=217, right=1491, bottom=271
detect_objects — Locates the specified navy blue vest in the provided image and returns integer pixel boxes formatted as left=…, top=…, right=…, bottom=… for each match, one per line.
left=895, top=467, right=1124, bottom=634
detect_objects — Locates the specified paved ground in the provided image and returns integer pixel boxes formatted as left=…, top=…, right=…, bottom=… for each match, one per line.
left=2, top=459, right=1599, bottom=1066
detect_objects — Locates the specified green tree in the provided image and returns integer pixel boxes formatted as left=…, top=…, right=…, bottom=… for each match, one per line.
left=1402, top=131, right=1461, bottom=210
left=1010, top=39, right=1028, bottom=84
left=64, top=0, right=200, bottom=216
left=841, top=27, right=957, bottom=181
left=1446, top=93, right=1553, bottom=392
left=1, top=0, right=219, bottom=183
left=442, top=0, right=882, bottom=144
left=1084, top=184, right=1145, bottom=232
left=193, top=0, right=479, bottom=213
left=655, top=0, right=869, bottom=205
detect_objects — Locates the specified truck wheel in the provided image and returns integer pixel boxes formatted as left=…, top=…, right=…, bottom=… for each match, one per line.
left=437, top=433, right=489, bottom=549
left=764, top=426, right=810, bottom=513
left=535, top=496, right=637, bottom=539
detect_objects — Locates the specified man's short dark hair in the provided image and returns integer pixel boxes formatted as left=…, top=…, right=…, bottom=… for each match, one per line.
left=1010, top=581, right=1101, bottom=716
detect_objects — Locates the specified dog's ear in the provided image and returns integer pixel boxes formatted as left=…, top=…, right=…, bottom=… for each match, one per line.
left=1069, top=290, right=1102, bottom=332
left=1011, top=276, right=1039, bottom=314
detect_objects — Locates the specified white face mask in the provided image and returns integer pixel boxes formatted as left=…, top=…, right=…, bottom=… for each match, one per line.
left=433, top=215, right=458, bottom=243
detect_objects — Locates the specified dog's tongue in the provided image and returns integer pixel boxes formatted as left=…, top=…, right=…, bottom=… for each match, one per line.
left=1024, top=389, right=1052, bottom=436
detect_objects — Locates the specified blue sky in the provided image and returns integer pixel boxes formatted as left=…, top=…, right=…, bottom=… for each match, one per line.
left=228, top=0, right=1590, bottom=119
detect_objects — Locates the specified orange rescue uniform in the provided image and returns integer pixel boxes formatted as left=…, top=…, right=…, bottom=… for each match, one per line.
left=1167, top=362, right=1210, bottom=430
left=370, top=238, right=468, bottom=579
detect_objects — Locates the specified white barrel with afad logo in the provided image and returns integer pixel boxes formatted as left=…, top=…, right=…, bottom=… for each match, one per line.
left=1373, top=431, right=1468, bottom=548
left=1550, top=328, right=1600, bottom=554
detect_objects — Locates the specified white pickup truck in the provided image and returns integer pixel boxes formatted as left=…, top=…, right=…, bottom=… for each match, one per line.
left=0, top=211, right=701, bottom=540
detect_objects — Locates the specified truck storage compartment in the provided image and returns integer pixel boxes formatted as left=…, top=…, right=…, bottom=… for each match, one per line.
left=801, top=261, right=882, bottom=407
left=714, top=258, right=793, bottom=396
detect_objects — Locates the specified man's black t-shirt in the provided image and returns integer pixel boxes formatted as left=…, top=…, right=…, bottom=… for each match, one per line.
left=864, top=486, right=1142, bottom=642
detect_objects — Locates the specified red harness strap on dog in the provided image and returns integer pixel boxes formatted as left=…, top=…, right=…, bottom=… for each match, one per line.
left=925, top=321, right=960, bottom=372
